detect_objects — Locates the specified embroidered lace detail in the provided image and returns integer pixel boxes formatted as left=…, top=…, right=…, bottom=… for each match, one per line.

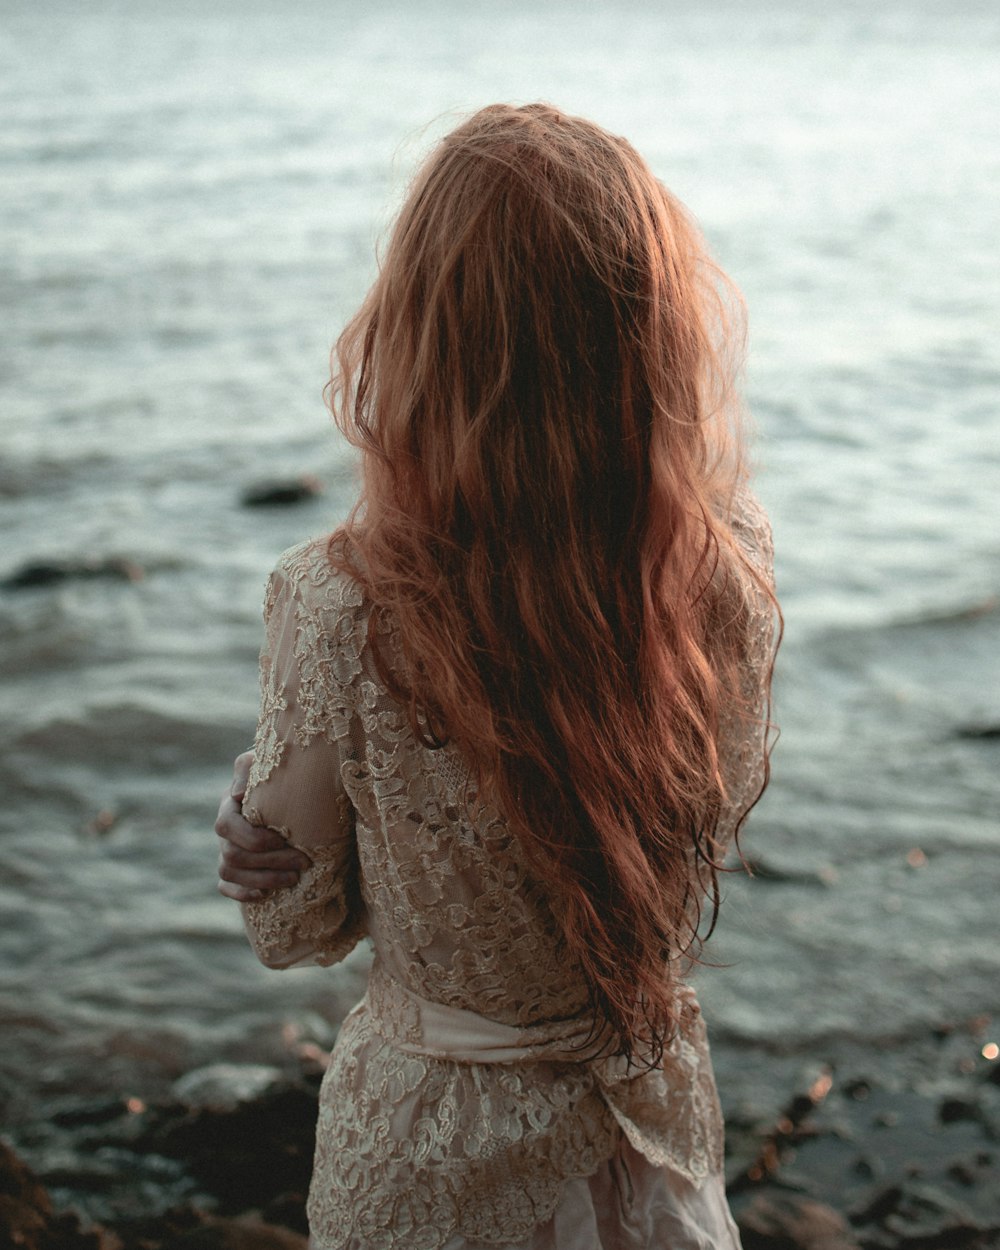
left=241, top=804, right=364, bottom=970
left=239, top=491, right=776, bottom=1248
left=595, top=987, right=724, bottom=1186
left=716, top=490, right=778, bottom=849
left=309, top=1006, right=618, bottom=1248
left=247, top=586, right=288, bottom=790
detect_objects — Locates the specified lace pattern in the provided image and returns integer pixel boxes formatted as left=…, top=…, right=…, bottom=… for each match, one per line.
left=239, top=492, right=776, bottom=1248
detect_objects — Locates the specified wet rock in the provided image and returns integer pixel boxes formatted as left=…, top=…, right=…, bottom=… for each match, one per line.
left=737, top=1193, right=860, bottom=1250
left=51, top=1099, right=134, bottom=1130
left=258, top=1194, right=309, bottom=1237
left=883, top=1184, right=980, bottom=1247
left=947, top=1161, right=977, bottom=1187
left=1, top=557, right=145, bottom=590
left=742, top=856, right=828, bottom=886
left=0, top=1141, right=52, bottom=1246
left=851, top=1183, right=904, bottom=1226
left=161, top=1215, right=306, bottom=1249
left=0, top=1140, right=112, bottom=1249
left=170, top=1064, right=287, bottom=1114
left=939, top=1095, right=980, bottom=1125
left=134, top=1070, right=318, bottom=1212
left=728, top=1065, right=836, bottom=1193
left=93, top=1204, right=202, bottom=1249
left=851, top=1157, right=879, bottom=1183
left=953, top=723, right=1000, bottom=740
left=38, top=1153, right=121, bottom=1196
left=851, top=1179, right=985, bottom=1249
left=38, top=1146, right=199, bottom=1228
left=240, top=476, right=323, bottom=508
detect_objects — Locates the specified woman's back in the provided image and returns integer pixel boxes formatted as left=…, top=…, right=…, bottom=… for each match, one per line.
left=244, top=483, right=773, bottom=1007
left=219, top=101, right=780, bottom=1249
left=237, top=486, right=774, bottom=1247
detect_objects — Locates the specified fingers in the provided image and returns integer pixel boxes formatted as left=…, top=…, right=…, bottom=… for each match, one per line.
left=218, top=877, right=285, bottom=903
left=219, top=840, right=309, bottom=873
left=215, top=752, right=310, bottom=903
left=217, top=829, right=308, bottom=900
left=214, top=793, right=294, bottom=853
left=217, top=850, right=303, bottom=901
left=230, top=749, right=255, bottom=802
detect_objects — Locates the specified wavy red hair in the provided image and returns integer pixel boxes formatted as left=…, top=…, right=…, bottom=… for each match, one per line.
left=326, top=103, right=777, bottom=1061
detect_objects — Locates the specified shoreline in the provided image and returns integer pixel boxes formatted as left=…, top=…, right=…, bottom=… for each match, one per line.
left=3, top=1025, right=998, bottom=1249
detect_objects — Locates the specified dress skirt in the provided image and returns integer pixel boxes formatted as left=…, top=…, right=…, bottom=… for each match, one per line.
left=310, top=1139, right=741, bottom=1250
left=440, top=1140, right=741, bottom=1249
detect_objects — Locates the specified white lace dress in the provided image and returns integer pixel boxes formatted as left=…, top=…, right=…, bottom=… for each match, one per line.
left=239, top=497, right=775, bottom=1250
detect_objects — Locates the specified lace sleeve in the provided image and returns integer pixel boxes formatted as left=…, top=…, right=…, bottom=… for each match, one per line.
left=239, top=555, right=367, bottom=970
left=715, top=491, right=779, bottom=852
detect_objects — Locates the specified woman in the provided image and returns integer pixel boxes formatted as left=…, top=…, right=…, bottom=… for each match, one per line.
left=216, top=103, right=778, bottom=1250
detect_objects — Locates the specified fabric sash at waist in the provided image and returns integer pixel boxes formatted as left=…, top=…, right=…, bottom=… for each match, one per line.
left=352, top=956, right=723, bottom=1187
left=360, top=955, right=699, bottom=1080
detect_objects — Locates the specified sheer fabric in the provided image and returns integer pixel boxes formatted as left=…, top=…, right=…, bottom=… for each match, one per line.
left=240, top=493, right=775, bottom=1250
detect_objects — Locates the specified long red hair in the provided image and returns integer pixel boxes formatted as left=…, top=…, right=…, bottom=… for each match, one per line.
left=326, top=103, right=777, bottom=1060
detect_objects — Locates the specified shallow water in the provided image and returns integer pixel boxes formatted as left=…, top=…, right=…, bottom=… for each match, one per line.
left=1, top=0, right=998, bottom=1130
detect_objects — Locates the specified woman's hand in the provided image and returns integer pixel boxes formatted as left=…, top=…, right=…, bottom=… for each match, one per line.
left=215, top=750, right=311, bottom=902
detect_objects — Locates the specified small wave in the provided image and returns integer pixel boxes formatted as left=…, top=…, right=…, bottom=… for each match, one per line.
left=0, top=451, right=121, bottom=500
left=891, top=595, right=999, bottom=630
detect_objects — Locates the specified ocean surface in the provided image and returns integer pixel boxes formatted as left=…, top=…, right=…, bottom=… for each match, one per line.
left=1, top=0, right=998, bottom=1140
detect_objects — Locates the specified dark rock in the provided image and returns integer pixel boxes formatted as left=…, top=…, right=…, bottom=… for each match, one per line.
left=727, top=1067, right=836, bottom=1194
left=38, top=1146, right=199, bottom=1227
left=953, top=723, right=1000, bottom=741
left=870, top=1180, right=980, bottom=1248
left=95, top=1203, right=201, bottom=1249
left=259, top=1195, right=309, bottom=1237
left=939, top=1096, right=979, bottom=1125
left=134, top=1072, right=318, bottom=1212
left=851, top=1157, right=877, bottom=1182
left=743, top=857, right=828, bottom=886
left=1, top=557, right=144, bottom=590
left=738, top=1193, right=860, bottom=1250
left=51, top=1100, right=133, bottom=1130
left=0, top=1140, right=112, bottom=1250
left=160, top=1215, right=306, bottom=1249
left=851, top=1183, right=904, bottom=1225
left=947, top=1161, right=977, bottom=1187
left=240, top=477, right=323, bottom=508
left=0, top=1140, right=52, bottom=1246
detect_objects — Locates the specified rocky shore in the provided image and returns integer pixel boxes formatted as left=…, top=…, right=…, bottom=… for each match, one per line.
left=3, top=1027, right=999, bottom=1250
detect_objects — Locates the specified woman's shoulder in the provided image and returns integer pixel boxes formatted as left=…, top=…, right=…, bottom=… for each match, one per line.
left=727, top=485, right=774, bottom=578
left=269, top=536, right=368, bottom=623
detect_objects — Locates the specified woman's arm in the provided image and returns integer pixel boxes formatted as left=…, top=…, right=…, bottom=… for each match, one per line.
left=222, top=554, right=368, bottom=969
left=715, top=493, right=780, bottom=852
left=216, top=751, right=309, bottom=903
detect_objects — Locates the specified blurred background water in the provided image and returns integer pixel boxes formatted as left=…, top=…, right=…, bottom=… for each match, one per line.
left=1, top=0, right=998, bottom=1134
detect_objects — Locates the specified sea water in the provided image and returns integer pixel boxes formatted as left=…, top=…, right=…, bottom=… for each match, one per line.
left=1, top=0, right=998, bottom=1128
